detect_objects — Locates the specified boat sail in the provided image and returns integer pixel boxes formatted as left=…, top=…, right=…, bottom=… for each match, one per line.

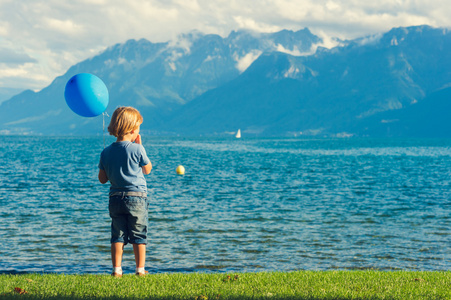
left=236, top=129, right=241, bottom=138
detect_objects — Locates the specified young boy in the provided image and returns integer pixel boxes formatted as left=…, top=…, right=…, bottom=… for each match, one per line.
left=98, top=106, right=152, bottom=277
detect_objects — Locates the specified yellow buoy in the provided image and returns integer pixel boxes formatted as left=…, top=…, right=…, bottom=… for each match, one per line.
left=176, top=165, right=185, bottom=175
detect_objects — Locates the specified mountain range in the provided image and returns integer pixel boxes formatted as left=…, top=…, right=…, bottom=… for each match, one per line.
left=0, top=25, right=450, bottom=137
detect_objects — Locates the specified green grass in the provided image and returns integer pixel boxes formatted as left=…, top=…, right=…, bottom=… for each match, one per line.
left=0, top=271, right=449, bottom=299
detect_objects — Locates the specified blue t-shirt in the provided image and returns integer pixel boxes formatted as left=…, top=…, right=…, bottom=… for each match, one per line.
left=98, top=141, right=150, bottom=193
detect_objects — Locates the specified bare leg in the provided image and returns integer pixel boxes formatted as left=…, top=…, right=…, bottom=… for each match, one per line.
left=133, top=243, right=146, bottom=268
left=111, top=242, right=124, bottom=267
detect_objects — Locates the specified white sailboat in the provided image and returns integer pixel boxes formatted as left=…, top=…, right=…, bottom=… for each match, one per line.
left=236, top=129, right=241, bottom=138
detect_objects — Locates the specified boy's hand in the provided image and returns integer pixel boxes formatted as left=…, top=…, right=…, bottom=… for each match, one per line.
left=134, top=134, right=142, bottom=144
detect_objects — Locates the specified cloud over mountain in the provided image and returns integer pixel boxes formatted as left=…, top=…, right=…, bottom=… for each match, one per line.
left=0, top=25, right=450, bottom=137
left=0, top=0, right=450, bottom=101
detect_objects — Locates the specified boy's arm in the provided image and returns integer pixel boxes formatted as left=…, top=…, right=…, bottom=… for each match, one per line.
left=142, top=162, right=152, bottom=175
left=135, top=134, right=152, bottom=175
left=98, top=169, right=109, bottom=184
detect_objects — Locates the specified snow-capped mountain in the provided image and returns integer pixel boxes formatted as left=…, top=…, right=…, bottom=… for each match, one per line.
left=0, top=28, right=321, bottom=135
left=165, top=25, right=451, bottom=137
left=0, top=26, right=450, bottom=137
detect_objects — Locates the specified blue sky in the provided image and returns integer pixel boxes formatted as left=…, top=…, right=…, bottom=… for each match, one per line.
left=0, top=0, right=449, bottom=102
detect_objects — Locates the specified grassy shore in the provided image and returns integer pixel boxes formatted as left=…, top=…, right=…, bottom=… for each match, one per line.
left=0, top=271, right=449, bottom=299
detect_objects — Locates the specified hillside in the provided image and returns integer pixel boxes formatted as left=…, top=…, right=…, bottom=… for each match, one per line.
left=0, top=26, right=450, bottom=137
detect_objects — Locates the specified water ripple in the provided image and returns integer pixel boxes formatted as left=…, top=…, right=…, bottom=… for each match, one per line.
left=0, top=136, right=450, bottom=274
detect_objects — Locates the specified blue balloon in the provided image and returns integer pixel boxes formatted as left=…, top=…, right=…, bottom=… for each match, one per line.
left=64, top=73, right=109, bottom=117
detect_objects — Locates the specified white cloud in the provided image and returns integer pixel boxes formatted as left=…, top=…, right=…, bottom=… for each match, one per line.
left=0, top=62, right=54, bottom=90
left=169, top=33, right=197, bottom=54
left=233, top=16, right=282, bottom=33
left=0, top=67, right=29, bottom=78
left=357, top=33, right=384, bottom=46
left=39, top=18, right=84, bottom=35
left=312, top=30, right=342, bottom=49
left=234, top=50, right=262, bottom=73
left=276, top=44, right=319, bottom=56
left=0, top=0, right=450, bottom=96
left=276, top=44, right=303, bottom=56
left=0, top=24, right=7, bottom=35
left=0, top=48, right=37, bottom=65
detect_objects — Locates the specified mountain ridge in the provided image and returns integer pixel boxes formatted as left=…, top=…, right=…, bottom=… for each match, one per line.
left=0, top=25, right=450, bottom=137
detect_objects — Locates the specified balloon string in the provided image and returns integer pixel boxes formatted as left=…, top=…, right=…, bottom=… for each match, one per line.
left=102, top=112, right=109, bottom=148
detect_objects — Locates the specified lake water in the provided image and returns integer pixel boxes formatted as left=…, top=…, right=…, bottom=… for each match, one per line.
left=0, top=136, right=450, bottom=274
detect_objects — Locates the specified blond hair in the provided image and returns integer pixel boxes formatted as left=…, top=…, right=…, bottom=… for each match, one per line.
left=108, top=106, right=143, bottom=137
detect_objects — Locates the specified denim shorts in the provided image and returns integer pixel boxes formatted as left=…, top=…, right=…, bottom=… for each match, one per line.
left=109, top=194, right=148, bottom=245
